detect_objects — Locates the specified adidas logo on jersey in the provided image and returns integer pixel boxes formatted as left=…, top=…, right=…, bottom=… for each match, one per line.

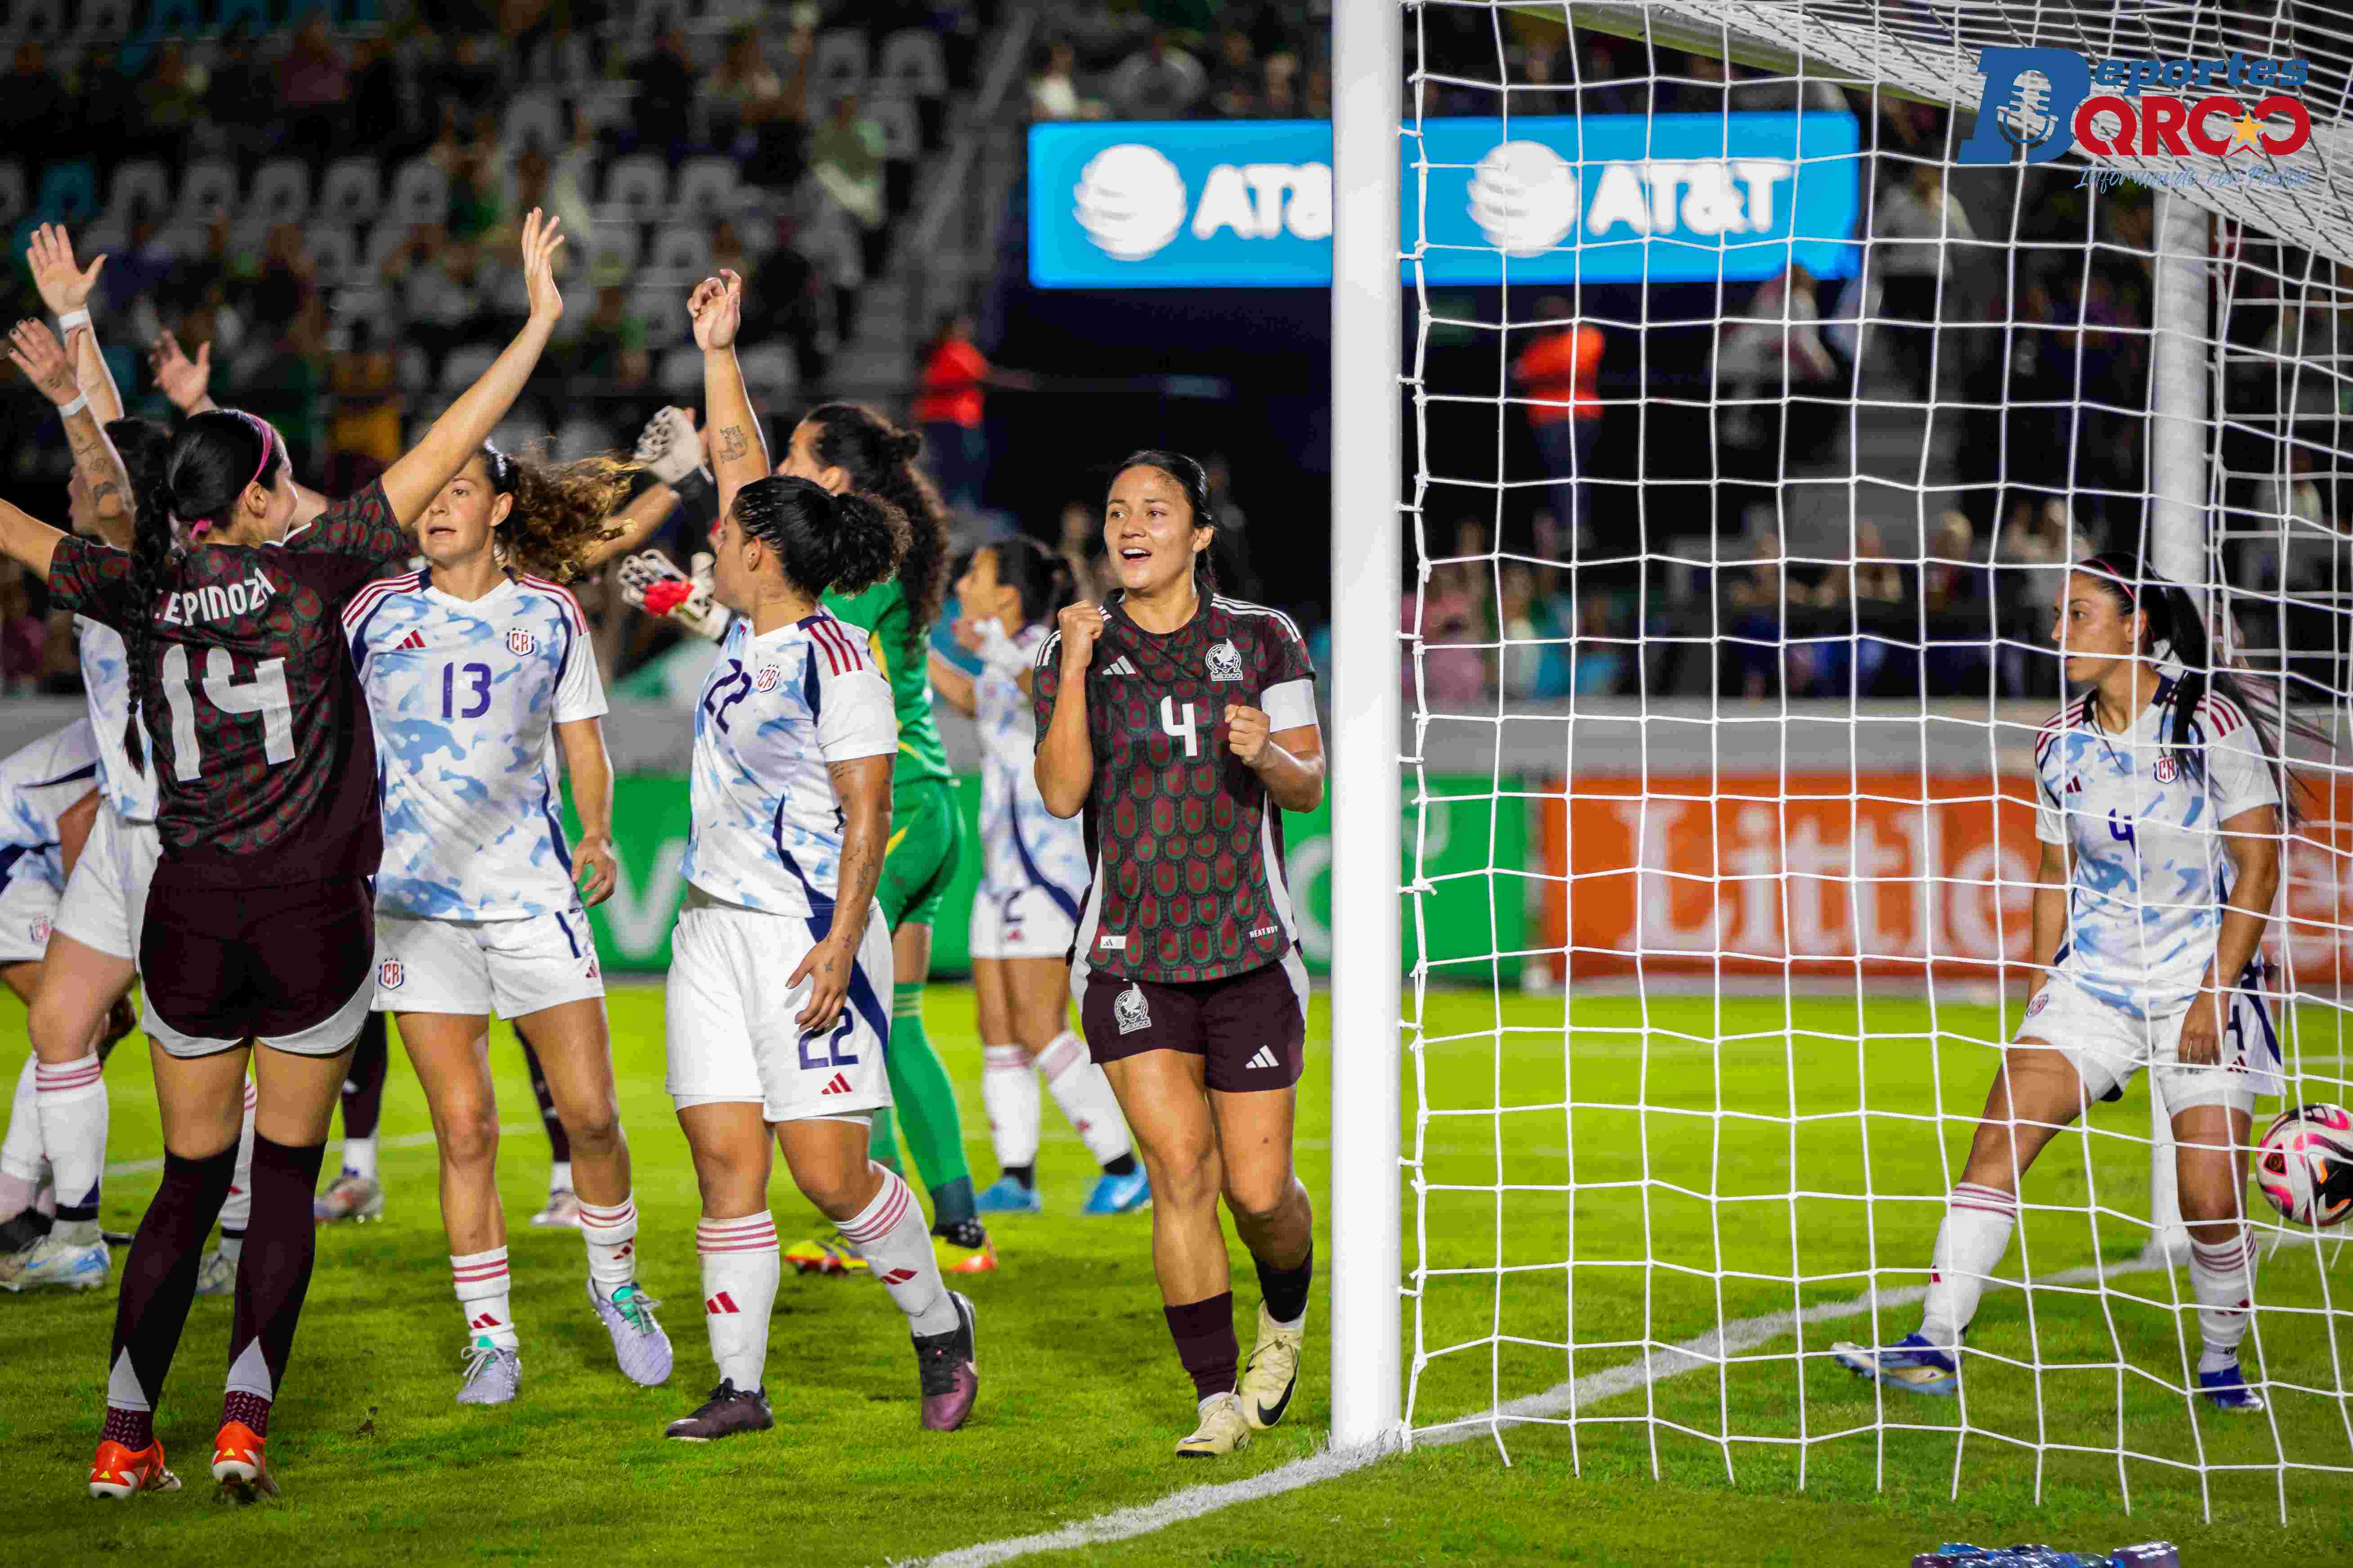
left=159, top=565, right=278, bottom=626
left=1102, top=657, right=1140, bottom=676
left=820, top=1072, right=853, bottom=1096
left=2065, top=775, right=2084, bottom=794
left=397, top=630, right=426, bottom=651
left=1246, top=1046, right=1282, bottom=1071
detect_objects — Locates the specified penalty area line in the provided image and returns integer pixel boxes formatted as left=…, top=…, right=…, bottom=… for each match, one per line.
left=906, top=1254, right=2168, bottom=1568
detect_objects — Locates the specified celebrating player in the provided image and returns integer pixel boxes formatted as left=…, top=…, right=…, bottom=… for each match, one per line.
left=660, top=274, right=977, bottom=1441
left=346, top=439, right=671, bottom=1403
left=1033, top=451, right=1323, bottom=1457
left=1832, top=552, right=2294, bottom=1412
left=0, top=209, right=569, bottom=1500
left=926, top=539, right=1146, bottom=1215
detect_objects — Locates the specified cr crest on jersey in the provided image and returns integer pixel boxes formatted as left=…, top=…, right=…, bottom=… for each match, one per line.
left=1206, top=638, right=1245, bottom=683
left=753, top=664, right=782, bottom=692
left=506, top=628, right=537, bottom=656
left=1115, top=981, right=1152, bottom=1035
left=28, top=916, right=49, bottom=946
left=379, top=957, right=405, bottom=990
left=2155, top=757, right=2179, bottom=783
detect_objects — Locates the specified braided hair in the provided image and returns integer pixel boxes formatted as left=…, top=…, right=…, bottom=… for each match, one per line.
left=801, top=403, right=951, bottom=626
left=474, top=443, right=636, bottom=583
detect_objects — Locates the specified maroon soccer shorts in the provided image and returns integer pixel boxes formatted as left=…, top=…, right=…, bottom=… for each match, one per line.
left=139, top=870, right=375, bottom=1058
left=1081, top=960, right=1307, bottom=1092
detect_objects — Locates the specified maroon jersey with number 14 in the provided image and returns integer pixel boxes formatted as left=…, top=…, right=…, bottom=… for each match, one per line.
left=1033, top=591, right=1321, bottom=985
left=45, top=483, right=412, bottom=888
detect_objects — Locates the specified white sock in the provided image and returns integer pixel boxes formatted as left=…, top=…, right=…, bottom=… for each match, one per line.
left=548, top=1160, right=573, bottom=1196
left=1038, top=1031, right=1132, bottom=1167
left=697, top=1211, right=779, bottom=1391
left=341, top=1133, right=378, bottom=1183
left=0, top=1053, right=42, bottom=1219
left=1919, top=1183, right=2018, bottom=1348
left=453, top=1247, right=519, bottom=1349
left=2189, top=1227, right=2258, bottom=1372
left=34, top=1050, right=105, bottom=1233
left=217, top=1080, right=257, bottom=1248
left=578, top=1193, right=640, bottom=1296
left=840, top=1164, right=960, bottom=1336
left=981, top=1045, right=1040, bottom=1174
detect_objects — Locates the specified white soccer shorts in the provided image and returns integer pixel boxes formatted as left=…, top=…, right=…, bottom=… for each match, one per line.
left=0, top=873, right=59, bottom=966
left=664, top=886, right=894, bottom=1124
left=2016, top=972, right=2281, bottom=1115
left=50, top=800, right=159, bottom=963
left=372, top=908, right=606, bottom=1020
left=969, top=881, right=1079, bottom=963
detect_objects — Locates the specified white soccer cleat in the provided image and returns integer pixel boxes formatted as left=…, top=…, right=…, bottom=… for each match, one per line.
left=589, top=1280, right=673, bottom=1387
left=2, top=1232, right=108, bottom=1292
left=1176, top=1391, right=1254, bottom=1458
left=314, top=1172, right=385, bottom=1223
left=455, top=1337, right=523, bottom=1405
left=1237, top=1303, right=1303, bottom=1430
left=529, top=1189, right=583, bottom=1229
left=1830, top=1334, right=1959, bottom=1398
left=193, top=1249, right=236, bottom=1298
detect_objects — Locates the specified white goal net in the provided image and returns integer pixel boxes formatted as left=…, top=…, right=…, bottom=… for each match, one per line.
left=1387, top=0, right=2353, bottom=1520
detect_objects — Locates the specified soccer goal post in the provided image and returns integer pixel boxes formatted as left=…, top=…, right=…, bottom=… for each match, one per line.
left=1328, top=0, right=2353, bottom=1512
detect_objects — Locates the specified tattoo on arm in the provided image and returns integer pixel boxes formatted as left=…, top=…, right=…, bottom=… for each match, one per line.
left=62, top=408, right=132, bottom=546
left=716, top=425, right=749, bottom=462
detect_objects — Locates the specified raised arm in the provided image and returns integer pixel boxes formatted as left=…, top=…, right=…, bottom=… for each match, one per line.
left=27, top=225, right=121, bottom=424
left=577, top=408, right=702, bottom=571
left=11, top=320, right=132, bottom=551
left=0, top=497, right=69, bottom=582
left=376, top=209, right=568, bottom=527
left=152, top=329, right=220, bottom=417
left=690, top=271, right=767, bottom=520
left=927, top=647, right=976, bottom=717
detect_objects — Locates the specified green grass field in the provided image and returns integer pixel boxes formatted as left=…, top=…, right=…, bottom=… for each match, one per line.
left=4, top=982, right=2351, bottom=1565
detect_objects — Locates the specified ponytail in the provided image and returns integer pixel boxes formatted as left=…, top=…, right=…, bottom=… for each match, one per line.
left=989, top=534, right=1077, bottom=629
left=732, top=475, right=911, bottom=598
left=802, top=402, right=950, bottom=624
left=820, top=491, right=909, bottom=597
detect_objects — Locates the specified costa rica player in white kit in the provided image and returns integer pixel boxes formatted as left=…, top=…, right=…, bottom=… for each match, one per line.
left=1835, top=551, right=2295, bottom=1412
left=346, top=440, right=672, bottom=1404
left=926, top=538, right=1146, bottom=1215
left=660, top=272, right=977, bottom=1441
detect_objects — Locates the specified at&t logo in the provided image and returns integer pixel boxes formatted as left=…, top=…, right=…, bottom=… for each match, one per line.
left=1075, top=143, right=1331, bottom=261
left=1468, top=141, right=1795, bottom=257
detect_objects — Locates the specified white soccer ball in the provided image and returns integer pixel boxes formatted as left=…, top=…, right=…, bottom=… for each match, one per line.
left=2255, top=1102, right=2353, bottom=1228
left=1073, top=143, right=1189, bottom=261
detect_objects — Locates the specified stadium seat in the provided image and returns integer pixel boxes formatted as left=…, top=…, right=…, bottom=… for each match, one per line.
left=555, top=416, right=610, bottom=459
left=214, top=0, right=272, bottom=37
left=737, top=342, right=796, bottom=399
left=11, top=0, right=64, bottom=36
left=671, top=156, right=739, bottom=220
left=656, top=343, right=702, bottom=396
left=152, top=220, right=209, bottom=260
left=175, top=158, right=238, bottom=223
left=303, top=223, right=358, bottom=284
left=386, top=158, right=452, bottom=225
left=645, top=225, right=713, bottom=279
left=77, top=0, right=137, bottom=38
left=870, top=94, right=921, bottom=161
left=318, top=157, right=382, bottom=224
left=811, top=28, right=869, bottom=92
left=394, top=341, right=433, bottom=392
left=142, top=0, right=200, bottom=36
left=877, top=29, right=948, bottom=97
left=0, top=164, right=23, bottom=228
left=440, top=342, right=500, bottom=390
left=489, top=414, right=550, bottom=454
left=586, top=223, right=644, bottom=281
left=361, top=217, right=410, bottom=274
left=601, top=155, right=668, bottom=223
left=104, top=158, right=170, bottom=223
left=248, top=159, right=312, bottom=224
left=628, top=283, right=683, bottom=338
left=501, top=88, right=567, bottom=155
left=32, top=161, right=97, bottom=224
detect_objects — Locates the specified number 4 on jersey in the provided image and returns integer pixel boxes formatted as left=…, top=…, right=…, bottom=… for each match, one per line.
left=1160, top=695, right=1200, bottom=758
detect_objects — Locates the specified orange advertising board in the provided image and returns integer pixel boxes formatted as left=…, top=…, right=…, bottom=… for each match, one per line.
left=1536, top=773, right=2353, bottom=983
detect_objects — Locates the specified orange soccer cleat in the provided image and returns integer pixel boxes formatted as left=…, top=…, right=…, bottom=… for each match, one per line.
left=210, top=1420, right=278, bottom=1501
left=88, top=1438, right=180, bottom=1500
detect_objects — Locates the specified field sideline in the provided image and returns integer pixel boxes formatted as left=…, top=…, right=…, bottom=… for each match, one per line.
left=3, top=982, right=2350, bottom=1565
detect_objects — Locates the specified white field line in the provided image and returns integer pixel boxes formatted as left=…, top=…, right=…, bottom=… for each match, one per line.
left=102, top=1123, right=538, bottom=1179
left=902, top=1255, right=2167, bottom=1568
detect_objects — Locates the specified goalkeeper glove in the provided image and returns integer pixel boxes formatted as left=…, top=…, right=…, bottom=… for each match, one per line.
left=619, top=550, right=731, bottom=641
left=634, top=405, right=716, bottom=510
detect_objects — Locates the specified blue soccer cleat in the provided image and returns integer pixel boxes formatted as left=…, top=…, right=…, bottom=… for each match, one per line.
left=975, top=1176, right=1043, bottom=1214
left=2198, top=1362, right=2267, bottom=1411
left=1829, top=1332, right=1959, bottom=1397
left=1082, top=1168, right=1152, bottom=1216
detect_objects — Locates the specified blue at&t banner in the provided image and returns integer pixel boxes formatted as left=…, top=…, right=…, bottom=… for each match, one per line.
left=1029, top=113, right=1860, bottom=290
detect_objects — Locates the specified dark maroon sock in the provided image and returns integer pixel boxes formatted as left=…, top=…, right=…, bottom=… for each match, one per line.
left=222, top=1388, right=270, bottom=1437
left=102, top=1404, right=154, bottom=1450
left=104, top=1143, right=238, bottom=1452
left=1254, top=1243, right=1313, bottom=1327
left=1162, top=1293, right=1238, bottom=1401
left=340, top=1013, right=389, bottom=1145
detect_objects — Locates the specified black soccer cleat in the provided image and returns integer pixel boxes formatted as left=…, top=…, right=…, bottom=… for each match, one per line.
left=913, top=1292, right=979, bottom=1432
left=663, top=1379, right=774, bottom=1442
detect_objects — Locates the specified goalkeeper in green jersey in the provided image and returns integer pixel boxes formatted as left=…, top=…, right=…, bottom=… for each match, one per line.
left=623, top=399, right=994, bottom=1275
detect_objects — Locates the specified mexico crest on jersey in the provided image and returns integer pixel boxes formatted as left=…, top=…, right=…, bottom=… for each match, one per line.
left=507, top=628, right=537, bottom=656
left=1206, top=638, right=1245, bottom=683
left=1114, top=981, right=1152, bottom=1035
left=754, top=664, right=782, bottom=692
left=380, top=958, right=405, bottom=989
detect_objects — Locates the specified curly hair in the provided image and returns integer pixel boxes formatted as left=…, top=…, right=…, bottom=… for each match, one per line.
left=802, top=403, right=951, bottom=627
left=477, top=444, right=637, bottom=583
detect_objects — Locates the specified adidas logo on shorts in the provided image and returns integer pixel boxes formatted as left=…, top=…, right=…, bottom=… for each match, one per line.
left=1246, top=1046, right=1281, bottom=1071
left=820, top=1073, right=853, bottom=1096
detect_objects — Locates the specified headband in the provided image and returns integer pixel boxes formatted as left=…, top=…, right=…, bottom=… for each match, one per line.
left=481, top=442, right=515, bottom=492
left=179, top=412, right=282, bottom=542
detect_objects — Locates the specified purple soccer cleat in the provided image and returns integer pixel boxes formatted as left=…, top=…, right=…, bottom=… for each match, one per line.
left=913, top=1290, right=979, bottom=1431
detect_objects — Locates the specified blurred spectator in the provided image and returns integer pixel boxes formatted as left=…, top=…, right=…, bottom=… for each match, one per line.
left=576, top=283, right=651, bottom=385
left=1512, top=298, right=1605, bottom=548
left=1254, top=52, right=1301, bottom=118
left=633, top=27, right=698, bottom=143
left=812, top=93, right=887, bottom=238
left=1870, top=163, right=1975, bottom=399
left=1202, top=454, right=1258, bottom=598
left=1723, top=531, right=1786, bottom=697
left=757, top=213, right=831, bottom=385
left=1059, top=501, right=1114, bottom=602
left=1407, top=560, right=1491, bottom=711
left=1030, top=40, right=1103, bottom=121
left=0, top=41, right=67, bottom=145
left=1208, top=30, right=1258, bottom=116
left=279, top=12, right=351, bottom=147
left=1572, top=597, right=1630, bottom=695
left=205, top=24, right=272, bottom=151
left=710, top=26, right=788, bottom=153
left=1715, top=265, right=1841, bottom=456
left=1108, top=32, right=1206, bottom=119
left=428, top=112, right=504, bottom=243
left=499, top=147, right=594, bottom=260
left=2243, top=446, right=2338, bottom=594
left=0, top=561, right=44, bottom=695
left=1920, top=511, right=1993, bottom=693
left=139, top=43, right=209, bottom=149
left=382, top=224, right=488, bottom=359
left=1497, top=565, right=1573, bottom=699
left=228, top=277, right=328, bottom=479
left=327, top=319, right=402, bottom=497
left=916, top=316, right=993, bottom=514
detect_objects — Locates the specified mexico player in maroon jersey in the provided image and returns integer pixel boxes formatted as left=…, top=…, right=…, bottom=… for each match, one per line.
left=0, top=211, right=570, bottom=1501
left=1034, top=450, right=1324, bottom=1457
